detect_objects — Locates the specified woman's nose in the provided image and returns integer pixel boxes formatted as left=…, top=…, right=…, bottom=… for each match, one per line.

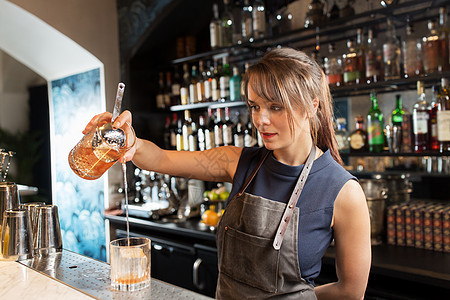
left=258, top=109, right=271, bottom=125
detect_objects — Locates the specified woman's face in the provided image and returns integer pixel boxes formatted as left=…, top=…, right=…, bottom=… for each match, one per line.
left=247, top=84, right=311, bottom=163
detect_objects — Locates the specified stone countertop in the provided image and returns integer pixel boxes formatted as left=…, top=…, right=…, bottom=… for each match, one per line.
left=1, top=249, right=212, bottom=299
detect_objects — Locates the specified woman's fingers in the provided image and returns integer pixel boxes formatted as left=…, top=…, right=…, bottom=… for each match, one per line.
left=82, top=112, right=112, bottom=134
left=113, top=110, right=132, bottom=129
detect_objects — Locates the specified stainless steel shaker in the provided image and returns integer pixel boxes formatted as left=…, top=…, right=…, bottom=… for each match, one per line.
left=1, top=209, right=34, bottom=261
left=33, top=205, right=63, bottom=256
left=0, top=182, right=21, bottom=229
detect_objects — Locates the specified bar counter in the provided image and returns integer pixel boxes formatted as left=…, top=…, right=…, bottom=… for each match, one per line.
left=0, top=249, right=212, bottom=299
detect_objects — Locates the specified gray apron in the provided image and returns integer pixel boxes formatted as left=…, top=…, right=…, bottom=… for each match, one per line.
left=216, top=145, right=317, bottom=299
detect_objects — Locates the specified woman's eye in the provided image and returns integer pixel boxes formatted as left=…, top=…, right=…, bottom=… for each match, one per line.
left=271, top=105, right=282, bottom=111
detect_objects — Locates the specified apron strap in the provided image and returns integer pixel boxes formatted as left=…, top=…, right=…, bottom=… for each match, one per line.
left=273, top=144, right=316, bottom=250
left=236, top=149, right=271, bottom=197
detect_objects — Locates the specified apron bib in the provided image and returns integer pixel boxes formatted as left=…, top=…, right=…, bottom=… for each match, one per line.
left=216, top=145, right=317, bottom=299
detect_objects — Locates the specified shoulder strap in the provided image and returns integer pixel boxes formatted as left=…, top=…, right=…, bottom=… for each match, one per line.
left=236, top=148, right=271, bottom=197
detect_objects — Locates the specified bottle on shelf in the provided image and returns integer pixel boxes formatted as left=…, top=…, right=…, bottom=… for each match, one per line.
left=392, top=94, right=405, bottom=126
left=222, top=107, right=234, bottom=146
left=206, top=108, right=216, bottom=149
left=241, top=0, right=253, bottom=42
left=176, top=118, right=184, bottom=151
left=367, top=90, right=385, bottom=153
left=211, top=59, right=221, bottom=101
left=233, top=120, right=245, bottom=147
left=180, top=63, right=190, bottom=105
left=437, top=78, right=450, bottom=152
left=188, top=118, right=198, bottom=151
left=412, top=81, right=430, bottom=153
left=324, top=43, right=343, bottom=87
left=210, top=3, right=223, bottom=49
left=171, top=66, right=181, bottom=106
left=343, top=39, right=362, bottom=85
left=220, top=56, right=231, bottom=100
left=182, top=110, right=193, bottom=151
left=164, top=72, right=172, bottom=108
left=348, top=115, right=368, bottom=153
left=356, top=28, right=366, bottom=83
left=383, top=18, right=401, bottom=80
left=402, top=20, right=423, bottom=78
left=429, top=85, right=439, bottom=151
left=365, top=28, right=383, bottom=84
left=214, top=108, right=225, bottom=147
left=229, top=66, right=242, bottom=101
left=204, top=61, right=213, bottom=102
left=244, top=119, right=258, bottom=147
left=163, top=116, right=171, bottom=149
left=196, top=60, right=206, bottom=103
left=335, top=118, right=349, bottom=153
left=422, top=20, right=441, bottom=75
left=221, top=0, right=234, bottom=47
left=189, top=65, right=199, bottom=104
left=437, top=6, right=449, bottom=72
left=197, top=115, right=207, bottom=151
left=252, top=0, right=266, bottom=39
left=169, top=112, right=178, bottom=150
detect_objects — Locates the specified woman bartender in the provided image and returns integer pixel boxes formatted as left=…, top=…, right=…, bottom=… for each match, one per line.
left=85, top=47, right=371, bottom=299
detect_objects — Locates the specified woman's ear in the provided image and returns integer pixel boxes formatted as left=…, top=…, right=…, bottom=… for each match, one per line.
left=312, top=98, right=319, bottom=113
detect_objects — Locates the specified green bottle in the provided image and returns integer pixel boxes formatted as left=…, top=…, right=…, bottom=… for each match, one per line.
left=367, top=90, right=385, bottom=152
left=392, top=94, right=405, bottom=126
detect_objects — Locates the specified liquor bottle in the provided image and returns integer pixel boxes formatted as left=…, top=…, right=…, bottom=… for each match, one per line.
left=438, top=6, right=449, bottom=72
left=429, top=85, right=439, bottom=151
left=214, top=108, right=225, bottom=147
left=163, top=116, right=171, bottom=149
left=222, top=107, right=234, bottom=146
left=343, top=39, right=361, bottom=85
left=367, top=91, right=385, bottom=153
left=182, top=110, right=193, bottom=151
left=437, top=78, right=450, bottom=152
left=180, top=63, right=190, bottom=105
left=204, top=61, right=212, bottom=102
left=210, top=3, right=223, bottom=49
left=171, top=66, right=181, bottom=106
left=335, top=118, right=349, bottom=153
left=233, top=120, right=245, bottom=147
left=244, top=120, right=258, bottom=147
left=412, top=81, right=430, bottom=152
left=188, top=118, right=198, bottom=151
left=229, top=66, right=242, bottom=101
left=365, top=28, right=383, bottom=84
left=169, top=112, right=178, bottom=150
left=422, top=20, right=440, bottom=74
left=401, top=105, right=413, bottom=153
left=402, top=21, right=423, bottom=78
left=156, top=72, right=166, bottom=109
left=197, top=115, right=207, bottom=151
left=196, top=60, right=206, bottom=102
left=176, top=118, right=184, bottom=151
left=241, top=0, right=253, bottom=42
left=205, top=108, right=216, bottom=149
left=220, top=56, right=231, bottom=100
left=211, top=59, right=220, bottom=101
left=189, top=65, right=199, bottom=104
left=221, top=0, right=234, bottom=47
left=392, top=94, right=405, bottom=126
left=324, top=43, right=343, bottom=87
left=383, top=18, right=401, bottom=80
left=348, top=115, right=368, bottom=153
left=252, top=0, right=266, bottom=39
left=356, top=28, right=366, bottom=83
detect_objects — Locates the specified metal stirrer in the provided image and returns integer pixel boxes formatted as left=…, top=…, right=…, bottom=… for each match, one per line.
left=0, top=151, right=7, bottom=180
left=2, top=151, right=15, bottom=182
left=111, top=82, right=125, bottom=123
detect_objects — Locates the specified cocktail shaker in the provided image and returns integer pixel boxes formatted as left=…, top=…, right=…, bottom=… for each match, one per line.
left=1, top=209, right=33, bottom=261
left=33, top=205, right=63, bottom=256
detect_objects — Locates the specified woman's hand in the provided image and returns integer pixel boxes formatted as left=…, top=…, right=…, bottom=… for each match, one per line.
left=82, top=110, right=137, bottom=163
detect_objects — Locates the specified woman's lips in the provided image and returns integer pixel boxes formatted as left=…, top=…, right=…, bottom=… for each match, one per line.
left=261, top=132, right=276, bottom=139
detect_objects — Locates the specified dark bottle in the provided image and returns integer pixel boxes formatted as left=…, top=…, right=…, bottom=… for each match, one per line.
left=244, top=120, right=258, bottom=147
left=343, top=39, right=362, bottom=85
left=197, top=115, right=207, bottom=151
left=171, top=66, right=181, bottom=106
left=365, top=28, right=383, bottom=84
left=169, top=113, right=178, bottom=150
left=383, top=18, right=401, bottom=80
left=437, top=78, right=450, bottom=152
left=348, top=115, right=368, bottom=153
left=367, top=91, right=384, bottom=153
left=214, top=108, right=225, bottom=147
left=163, top=116, right=171, bottom=149
left=222, top=107, right=234, bottom=146
left=233, top=120, right=245, bottom=147
left=438, top=6, right=450, bottom=72
left=392, top=94, right=405, bottom=126
left=422, top=20, right=440, bottom=74
left=412, top=81, right=430, bottom=152
left=429, top=86, right=439, bottom=151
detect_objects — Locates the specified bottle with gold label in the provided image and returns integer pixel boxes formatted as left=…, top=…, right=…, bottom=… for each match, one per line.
left=349, top=115, right=368, bottom=153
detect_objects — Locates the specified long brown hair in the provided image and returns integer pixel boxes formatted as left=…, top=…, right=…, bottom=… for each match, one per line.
left=242, top=47, right=342, bottom=165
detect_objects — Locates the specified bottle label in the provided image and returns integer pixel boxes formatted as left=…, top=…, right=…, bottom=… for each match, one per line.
left=204, top=80, right=212, bottom=100
left=189, top=84, right=197, bottom=104
left=368, top=119, right=384, bottom=145
left=205, top=129, right=214, bottom=150
left=343, top=71, right=360, bottom=83
left=350, top=134, right=364, bottom=150
left=413, top=111, right=429, bottom=134
left=220, top=76, right=230, bottom=99
left=180, top=87, right=188, bottom=105
left=211, top=78, right=219, bottom=101
left=172, top=83, right=180, bottom=96
left=437, top=111, right=450, bottom=141
left=383, top=43, right=397, bottom=61
left=214, top=126, right=223, bottom=146
left=244, top=134, right=257, bottom=147
left=223, top=125, right=233, bottom=145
